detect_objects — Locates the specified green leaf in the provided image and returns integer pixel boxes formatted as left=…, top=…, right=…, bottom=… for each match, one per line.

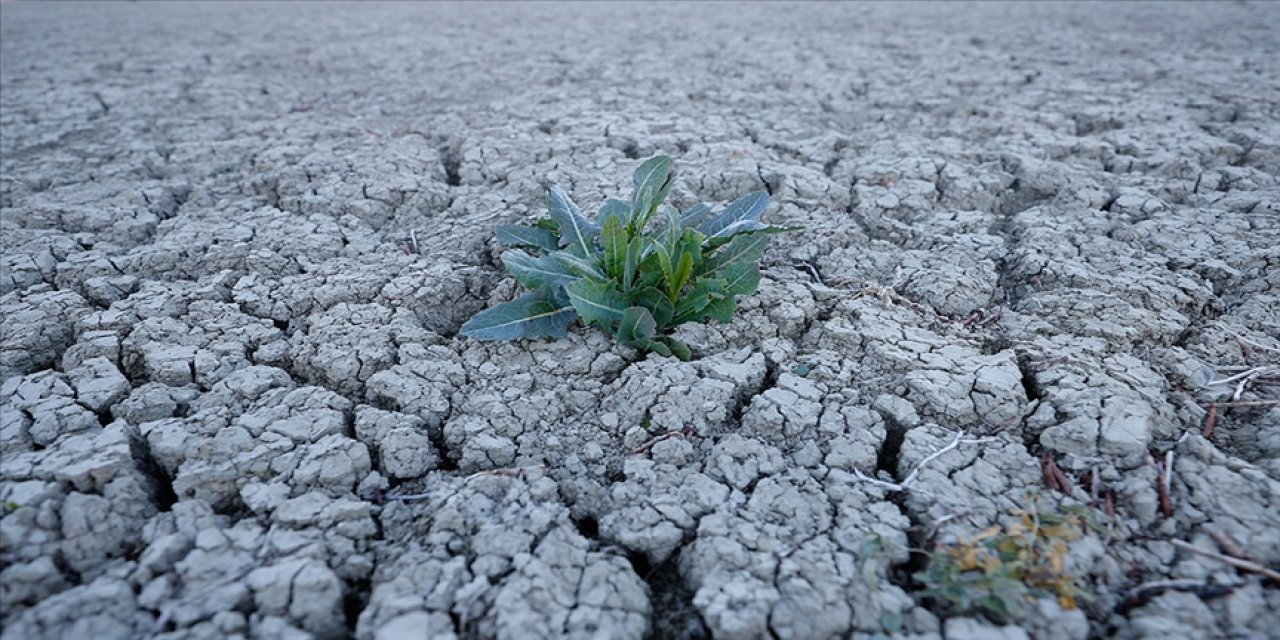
left=601, top=215, right=627, bottom=280
left=671, top=228, right=705, bottom=293
left=629, top=337, right=672, bottom=358
left=630, top=287, right=674, bottom=328
left=672, top=277, right=726, bottom=323
left=704, top=224, right=801, bottom=250
left=622, top=232, right=644, bottom=291
left=547, top=185, right=599, bottom=257
left=698, top=190, right=769, bottom=238
left=701, top=232, right=769, bottom=274
left=496, top=224, right=559, bottom=253
left=653, top=241, right=674, bottom=295
left=460, top=291, right=577, bottom=340
left=631, top=156, right=673, bottom=223
left=598, top=198, right=630, bottom=228
left=703, top=295, right=737, bottom=323
left=564, top=279, right=629, bottom=329
left=616, top=306, right=657, bottom=345
left=670, top=250, right=694, bottom=300
left=550, top=251, right=607, bottom=281
left=630, top=185, right=656, bottom=232
left=501, top=249, right=580, bottom=290
left=662, top=337, right=693, bottom=361
left=705, top=220, right=777, bottom=240
left=680, top=203, right=712, bottom=228
left=719, top=262, right=761, bottom=295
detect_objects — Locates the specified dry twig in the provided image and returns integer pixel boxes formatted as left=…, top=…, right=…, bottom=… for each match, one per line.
left=853, top=430, right=994, bottom=495
left=794, top=260, right=824, bottom=285
left=1202, top=403, right=1220, bottom=439
left=1148, top=453, right=1174, bottom=518
left=632, top=429, right=688, bottom=454
left=1208, top=365, right=1279, bottom=401
left=1201, top=400, right=1280, bottom=409
left=1171, top=539, right=1280, bottom=581
left=1209, top=529, right=1251, bottom=561
left=1040, top=452, right=1073, bottom=495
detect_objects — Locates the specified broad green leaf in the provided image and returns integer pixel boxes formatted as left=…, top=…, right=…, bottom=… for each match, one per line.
left=707, top=218, right=765, bottom=240
left=496, top=224, right=559, bottom=253
left=601, top=216, right=627, bottom=280
left=673, top=294, right=709, bottom=323
left=501, top=249, right=580, bottom=290
left=598, top=198, right=630, bottom=229
left=704, top=224, right=802, bottom=249
left=564, top=279, right=629, bottom=329
left=700, top=232, right=769, bottom=274
left=616, top=306, right=657, bottom=345
left=698, top=190, right=770, bottom=238
left=663, top=202, right=682, bottom=242
left=703, top=295, right=737, bottom=323
left=669, top=250, right=694, bottom=300
left=459, top=291, right=576, bottom=340
left=631, top=156, right=673, bottom=223
left=678, top=226, right=707, bottom=253
left=672, top=277, right=725, bottom=322
left=630, top=337, right=672, bottom=358
left=630, top=287, right=674, bottom=328
left=675, top=227, right=705, bottom=271
left=662, top=337, right=693, bottom=361
left=550, top=251, right=607, bottom=281
left=653, top=241, right=674, bottom=294
left=622, top=232, right=643, bottom=291
left=680, top=203, right=712, bottom=228
left=630, top=185, right=656, bottom=232
left=547, top=186, right=599, bottom=257
left=637, top=266, right=664, bottom=290
left=720, top=262, right=761, bottom=296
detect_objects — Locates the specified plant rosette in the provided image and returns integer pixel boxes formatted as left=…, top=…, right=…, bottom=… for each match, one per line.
left=461, top=156, right=797, bottom=360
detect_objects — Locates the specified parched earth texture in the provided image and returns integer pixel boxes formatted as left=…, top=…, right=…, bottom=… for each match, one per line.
left=2, top=2, right=1278, bottom=639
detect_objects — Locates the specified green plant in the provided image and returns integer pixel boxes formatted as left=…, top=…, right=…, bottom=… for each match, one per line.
left=460, top=156, right=795, bottom=360
left=915, top=501, right=1096, bottom=622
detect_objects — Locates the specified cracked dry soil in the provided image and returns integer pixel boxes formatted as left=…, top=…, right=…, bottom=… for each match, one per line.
left=2, top=2, right=1279, bottom=639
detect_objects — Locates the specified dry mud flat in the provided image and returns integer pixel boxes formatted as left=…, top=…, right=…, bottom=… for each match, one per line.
left=2, top=2, right=1279, bottom=639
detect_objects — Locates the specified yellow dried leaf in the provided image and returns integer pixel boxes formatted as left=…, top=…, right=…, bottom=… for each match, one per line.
left=971, top=525, right=1002, bottom=543
left=1059, top=594, right=1077, bottom=610
left=983, top=554, right=1002, bottom=574
left=957, top=546, right=980, bottom=571
left=1050, top=552, right=1065, bottom=574
left=996, top=538, right=1022, bottom=555
left=1041, top=523, right=1077, bottom=540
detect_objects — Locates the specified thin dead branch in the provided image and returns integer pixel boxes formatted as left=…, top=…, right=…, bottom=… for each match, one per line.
left=632, top=430, right=687, bottom=454
left=854, top=430, right=994, bottom=495
left=1207, top=365, right=1279, bottom=387
left=1171, top=539, right=1280, bottom=581
left=1202, top=403, right=1220, bottom=439
left=1201, top=400, right=1279, bottom=409
left=1040, top=452, right=1073, bottom=495
left=1209, top=529, right=1251, bottom=561
left=1149, top=453, right=1173, bottom=519
left=793, top=260, right=824, bottom=285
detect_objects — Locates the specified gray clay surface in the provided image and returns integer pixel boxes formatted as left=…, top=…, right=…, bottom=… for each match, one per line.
left=2, top=2, right=1279, bottom=639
